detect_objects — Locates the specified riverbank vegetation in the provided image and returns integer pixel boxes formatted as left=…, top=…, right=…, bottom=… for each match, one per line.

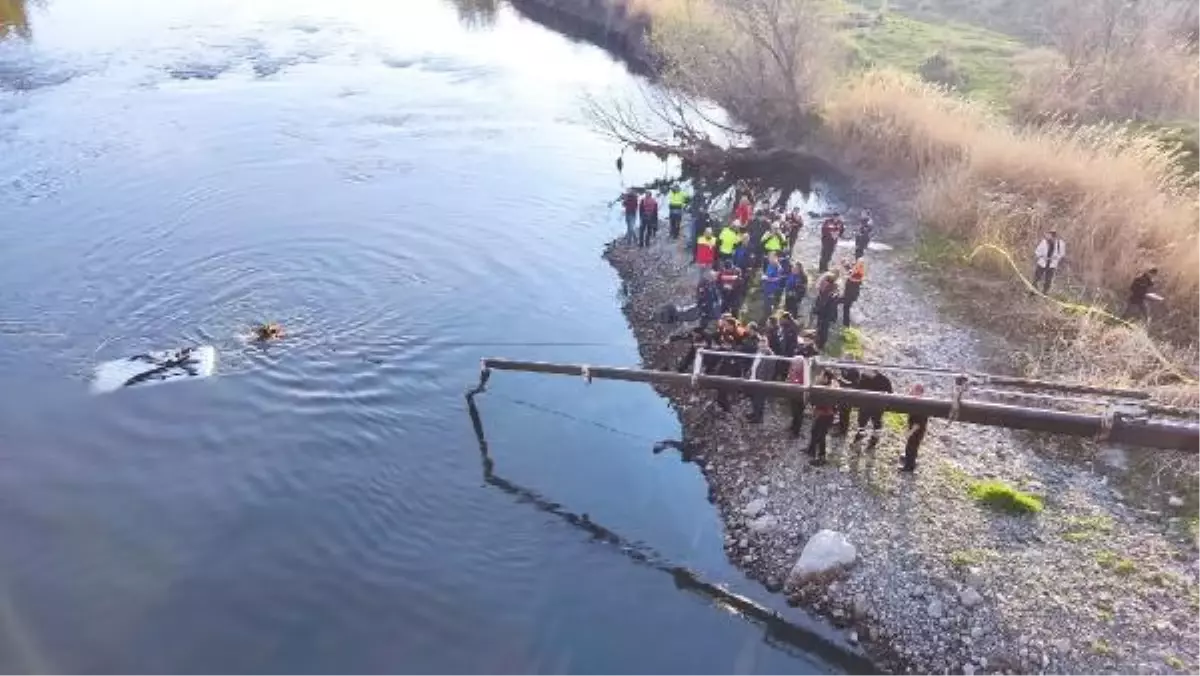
left=611, top=0, right=1198, bottom=403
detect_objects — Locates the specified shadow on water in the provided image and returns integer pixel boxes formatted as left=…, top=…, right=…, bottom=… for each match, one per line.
left=465, top=393, right=876, bottom=676
left=446, top=0, right=499, bottom=29
left=0, top=0, right=32, bottom=40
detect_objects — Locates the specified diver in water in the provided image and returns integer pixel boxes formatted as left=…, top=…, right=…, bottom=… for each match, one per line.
left=253, top=322, right=285, bottom=341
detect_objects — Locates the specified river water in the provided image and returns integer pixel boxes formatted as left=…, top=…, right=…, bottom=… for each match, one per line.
left=0, top=1, right=863, bottom=672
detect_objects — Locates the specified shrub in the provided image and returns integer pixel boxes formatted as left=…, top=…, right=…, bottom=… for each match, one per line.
left=968, top=479, right=1044, bottom=514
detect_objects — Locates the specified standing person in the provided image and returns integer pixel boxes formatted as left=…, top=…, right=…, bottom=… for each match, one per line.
left=901, top=383, right=929, bottom=472
left=695, top=227, right=717, bottom=267
left=734, top=193, right=753, bottom=226
left=746, top=333, right=774, bottom=423
left=638, top=191, right=659, bottom=247
left=1123, top=267, right=1159, bottom=321
left=853, top=369, right=893, bottom=443
left=812, top=271, right=841, bottom=351
left=806, top=370, right=839, bottom=465
left=853, top=217, right=873, bottom=259
left=1032, top=230, right=1065, bottom=294
left=761, top=222, right=787, bottom=267
left=621, top=189, right=639, bottom=245
left=842, top=257, right=866, bottom=327
left=785, top=354, right=808, bottom=437
left=689, top=196, right=709, bottom=251
left=717, top=222, right=740, bottom=267
left=761, top=252, right=785, bottom=319
left=819, top=214, right=845, bottom=273
left=784, top=208, right=804, bottom=249
left=784, top=260, right=808, bottom=317
left=716, top=261, right=743, bottom=316
left=732, top=232, right=751, bottom=271
left=696, top=270, right=721, bottom=330
left=668, top=185, right=688, bottom=240
left=834, top=364, right=861, bottom=435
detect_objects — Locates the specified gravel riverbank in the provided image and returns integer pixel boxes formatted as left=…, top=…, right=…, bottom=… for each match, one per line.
left=603, top=222, right=1199, bottom=675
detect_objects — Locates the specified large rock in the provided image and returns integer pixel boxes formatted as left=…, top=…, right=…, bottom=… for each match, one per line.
left=743, top=498, right=768, bottom=518
left=960, top=587, right=984, bottom=608
left=748, top=514, right=779, bottom=533
left=788, top=530, right=857, bottom=583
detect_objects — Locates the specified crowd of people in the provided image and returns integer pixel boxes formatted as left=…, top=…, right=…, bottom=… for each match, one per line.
left=618, top=181, right=1165, bottom=472
left=621, top=181, right=929, bottom=472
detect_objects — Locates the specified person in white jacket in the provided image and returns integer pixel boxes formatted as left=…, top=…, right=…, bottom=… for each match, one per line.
left=1033, top=230, right=1065, bottom=293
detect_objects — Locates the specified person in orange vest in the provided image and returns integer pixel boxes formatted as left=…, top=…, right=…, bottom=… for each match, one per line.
left=695, top=227, right=717, bottom=268
left=842, top=257, right=865, bottom=327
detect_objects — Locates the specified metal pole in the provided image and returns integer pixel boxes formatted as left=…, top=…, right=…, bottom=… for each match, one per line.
left=477, top=358, right=1199, bottom=452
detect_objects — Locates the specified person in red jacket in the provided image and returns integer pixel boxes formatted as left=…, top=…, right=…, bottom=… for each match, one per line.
left=734, top=194, right=753, bottom=226
left=638, top=192, right=659, bottom=247
left=695, top=227, right=717, bottom=267
left=818, top=214, right=844, bottom=273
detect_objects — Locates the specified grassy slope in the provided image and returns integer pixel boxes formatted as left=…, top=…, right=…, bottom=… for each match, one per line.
left=843, top=9, right=1024, bottom=106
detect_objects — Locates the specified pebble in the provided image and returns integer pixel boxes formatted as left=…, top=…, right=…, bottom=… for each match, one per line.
left=928, top=600, right=945, bottom=619
left=963, top=663, right=976, bottom=676
left=960, top=588, right=984, bottom=608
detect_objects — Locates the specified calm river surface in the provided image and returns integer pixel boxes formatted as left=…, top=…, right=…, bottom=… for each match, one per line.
left=0, top=1, right=861, bottom=672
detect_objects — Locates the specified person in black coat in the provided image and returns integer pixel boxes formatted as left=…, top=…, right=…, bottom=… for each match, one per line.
left=834, top=365, right=861, bottom=435
left=853, top=369, right=893, bottom=443
left=901, top=383, right=929, bottom=472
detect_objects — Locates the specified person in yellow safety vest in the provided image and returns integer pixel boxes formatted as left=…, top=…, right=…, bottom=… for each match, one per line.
left=841, top=257, right=866, bottom=327
left=761, top=223, right=786, bottom=261
left=667, top=186, right=688, bottom=240
left=717, top=223, right=740, bottom=266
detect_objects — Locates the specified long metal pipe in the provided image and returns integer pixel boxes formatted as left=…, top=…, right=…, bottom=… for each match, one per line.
left=477, top=358, right=1199, bottom=452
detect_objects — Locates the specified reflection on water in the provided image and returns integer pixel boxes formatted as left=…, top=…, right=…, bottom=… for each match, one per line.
left=0, top=0, right=31, bottom=40
left=446, top=0, right=499, bottom=28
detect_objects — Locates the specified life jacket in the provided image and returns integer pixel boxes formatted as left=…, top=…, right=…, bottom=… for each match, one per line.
left=640, top=195, right=658, bottom=216
left=696, top=236, right=716, bottom=265
left=669, top=190, right=686, bottom=208
left=717, top=268, right=741, bottom=291
left=718, top=227, right=740, bottom=255
left=821, top=218, right=842, bottom=242
left=622, top=193, right=638, bottom=213
left=761, top=231, right=785, bottom=253
left=735, top=199, right=752, bottom=225
left=848, top=260, right=866, bottom=283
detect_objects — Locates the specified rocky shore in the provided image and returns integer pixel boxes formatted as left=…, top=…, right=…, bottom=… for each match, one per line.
left=603, top=227, right=1199, bottom=675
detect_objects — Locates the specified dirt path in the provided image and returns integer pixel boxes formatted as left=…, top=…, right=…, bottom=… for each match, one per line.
left=603, top=219, right=1199, bottom=675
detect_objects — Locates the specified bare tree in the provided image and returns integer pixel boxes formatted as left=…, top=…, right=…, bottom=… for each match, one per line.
left=1022, top=0, right=1199, bottom=121
left=650, top=0, right=839, bottom=144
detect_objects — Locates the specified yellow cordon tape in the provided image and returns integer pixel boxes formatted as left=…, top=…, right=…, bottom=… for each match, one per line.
left=965, top=243, right=1197, bottom=386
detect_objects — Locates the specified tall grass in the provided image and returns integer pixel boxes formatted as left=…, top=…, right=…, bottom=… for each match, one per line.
left=822, top=70, right=1199, bottom=334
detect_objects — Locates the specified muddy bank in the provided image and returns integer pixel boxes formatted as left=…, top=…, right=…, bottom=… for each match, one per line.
left=508, top=0, right=655, bottom=74
left=603, top=228, right=1200, bottom=675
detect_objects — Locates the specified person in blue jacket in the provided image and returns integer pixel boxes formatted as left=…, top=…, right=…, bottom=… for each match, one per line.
left=784, top=259, right=808, bottom=317
left=761, top=252, right=784, bottom=318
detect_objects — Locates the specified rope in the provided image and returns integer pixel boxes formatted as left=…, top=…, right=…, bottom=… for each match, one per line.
left=965, top=243, right=1197, bottom=385
left=490, top=393, right=658, bottom=443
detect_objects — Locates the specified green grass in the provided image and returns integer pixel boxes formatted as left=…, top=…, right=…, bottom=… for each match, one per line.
left=1091, top=638, right=1113, bottom=656
left=1062, top=514, right=1114, bottom=543
left=968, top=479, right=1043, bottom=515
left=882, top=411, right=906, bottom=434
left=843, top=10, right=1023, bottom=105
left=1094, top=550, right=1136, bottom=575
left=825, top=326, right=865, bottom=360
left=1166, top=655, right=1187, bottom=671
left=948, top=548, right=991, bottom=568
left=914, top=229, right=970, bottom=270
